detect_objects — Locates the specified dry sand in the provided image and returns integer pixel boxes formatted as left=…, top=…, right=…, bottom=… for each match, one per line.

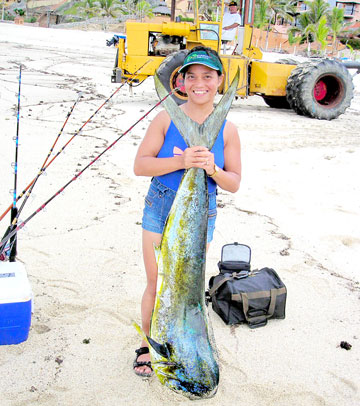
left=0, top=23, right=359, bottom=406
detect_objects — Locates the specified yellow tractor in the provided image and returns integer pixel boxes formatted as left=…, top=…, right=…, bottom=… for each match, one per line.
left=107, top=0, right=358, bottom=120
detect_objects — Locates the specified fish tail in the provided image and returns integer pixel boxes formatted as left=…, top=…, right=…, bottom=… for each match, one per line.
left=154, top=67, right=240, bottom=148
left=153, top=243, right=161, bottom=264
left=154, top=72, right=198, bottom=147
left=202, top=68, right=240, bottom=149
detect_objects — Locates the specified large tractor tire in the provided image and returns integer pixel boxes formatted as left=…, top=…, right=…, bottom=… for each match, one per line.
left=262, top=95, right=292, bottom=109
left=156, top=50, right=189, bottom=105
left=262, top=59, right=299, bottom=110
left=286, top=59, right=354, bottom=120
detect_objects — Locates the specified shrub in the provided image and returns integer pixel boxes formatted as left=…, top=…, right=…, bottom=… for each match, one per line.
left=14, top=8, right=25, bottom=16
left=4, top=12, right=15, bottom=21
left=340, top=38, right=360, bottom=50
left=177, top=15, right=194, bottom=23
left=25, top=17, right=37, bottom=23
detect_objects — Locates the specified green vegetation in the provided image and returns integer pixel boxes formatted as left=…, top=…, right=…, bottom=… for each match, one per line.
left=3, top=12, right=15, bottom=21
left=254, top=0, right=268, bottom=44
left=14, top=8, right=25, bottom=16
left=255, top=0, right=360, bottom=55
left=340, top=38, right=360, bottom=51
left=62, top=0, right=155, bottom=21
left=177, top=15, right=194, bottom=23
left=254, top=0, right=268, bottom=30
left=63, top=3, right=85, bottom=16
left=25, top=16, right=37, bottom=23
left=118, top=0, right=154, bottom=19
left=264, top=0, right=296, bottom=50
left=306, top=14, right=329, bottom=53
left=198, top=0, right=218, bottom=20
left=288, top=0, right=330, bottom=54
left=328, top=7, right=346, bottom=53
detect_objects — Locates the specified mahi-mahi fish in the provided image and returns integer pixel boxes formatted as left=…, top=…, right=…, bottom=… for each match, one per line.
left=136, top=69, right=239, bottom=399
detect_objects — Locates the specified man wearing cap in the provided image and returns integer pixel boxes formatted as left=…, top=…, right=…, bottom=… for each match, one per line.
left=221, top=1, right=241, bottom=52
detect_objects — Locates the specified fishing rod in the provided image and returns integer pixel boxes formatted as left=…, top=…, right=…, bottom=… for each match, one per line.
left=0, top=84, right=81, bottom=260
left=0, top=60, right=151, bottom=223
left=0, top=62, right=151, bottom=259
left=1, top=89, right=81, bottom=224
left=12, top=93, right=83, bottom=224
left=8, top=65, right=22, bottom=262
left=0, top=86, right=178, bottom=256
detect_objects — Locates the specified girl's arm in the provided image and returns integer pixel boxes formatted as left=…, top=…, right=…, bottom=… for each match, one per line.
left=208, top=121, right=241, bottom=193
left=134, top=110, right=179, bottom=177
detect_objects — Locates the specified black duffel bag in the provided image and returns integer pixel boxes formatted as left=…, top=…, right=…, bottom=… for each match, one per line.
left=207, top=243, right=287, bottom=329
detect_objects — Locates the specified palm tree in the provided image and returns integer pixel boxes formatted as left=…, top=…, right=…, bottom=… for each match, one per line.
left=288, top=29, right=302, bottom=46
left=305, top=14, right=329, bottom=54
left=119, top=0, right=136, bottom=16
left=136, top=0, right=154, bottom=21
left=288, top=0, right=331, bottom=56
left=254, top=0, right=268, bottom=46
left=327, top=7, right=351, bottom=54
left=264, top=0, right=297, bottom=50
left=119, top=0, right=154, bottom=20
left=288, top=12, right=310, bottom=54
left=199, top=0, right=216, bottom=21
left=305, top=0, right=330, bottom=24
left=98, top=0, right=121, bottom=18
left=78, top=0, right=101, bottom=19
left=77, top=0, right=103, bottom=30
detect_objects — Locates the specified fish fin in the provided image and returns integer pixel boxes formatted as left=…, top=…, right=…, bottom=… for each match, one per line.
left=133, top=321, right=171, bottom=359
left=201, top=68, right=240, bottom=149
left=132, top=321, right=150, bottom=346
left=154, top=72, right=198, bottom=147
left=155, top=68, right=240, bottom=149
left=147, top=336, right=171, bottom=359
left=153, top=243, right=161, bottom=264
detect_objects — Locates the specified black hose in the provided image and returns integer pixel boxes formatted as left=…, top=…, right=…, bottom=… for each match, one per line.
left=195, top=29, right=220, bottom=54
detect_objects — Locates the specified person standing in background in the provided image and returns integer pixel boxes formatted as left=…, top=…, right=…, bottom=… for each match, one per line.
left=221, top=1, right=242, bottom=53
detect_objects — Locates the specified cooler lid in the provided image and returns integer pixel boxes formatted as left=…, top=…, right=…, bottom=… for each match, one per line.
left=0, top=262, right=32, bottom=303
left=221, top=242, right=251, bottom=264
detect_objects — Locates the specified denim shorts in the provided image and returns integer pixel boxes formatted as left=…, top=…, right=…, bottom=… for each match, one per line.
left=142, top=177, right=217, bottom=243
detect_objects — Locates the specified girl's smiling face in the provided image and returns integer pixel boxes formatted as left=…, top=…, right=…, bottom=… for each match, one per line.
left=183, top=64, right=223, bottom=105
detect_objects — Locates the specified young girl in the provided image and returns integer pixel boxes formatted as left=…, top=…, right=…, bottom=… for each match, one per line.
left=133, top=46, right=241, bottom=377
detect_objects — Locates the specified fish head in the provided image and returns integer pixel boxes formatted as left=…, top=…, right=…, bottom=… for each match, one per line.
left=154, top=359, right=219, bottom=399
left=151, top=339, right=219, bottom=399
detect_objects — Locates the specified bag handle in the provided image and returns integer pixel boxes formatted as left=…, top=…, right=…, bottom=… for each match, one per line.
left=208, top=271, right=250, bottom=298
left=208, top=274, right=235, bottom=298
left=232, top=288, right=285, bottom=328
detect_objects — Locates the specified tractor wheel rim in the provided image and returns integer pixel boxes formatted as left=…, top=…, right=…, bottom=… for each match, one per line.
left=313, top=74, right=344, bottom=108
left=170, top=68, right=187, bottom=100
left=314, top=80, right=327, bottom=101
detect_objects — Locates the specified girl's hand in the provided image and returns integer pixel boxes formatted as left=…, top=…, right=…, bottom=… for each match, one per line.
left=182, top=146, right=215, bottom=175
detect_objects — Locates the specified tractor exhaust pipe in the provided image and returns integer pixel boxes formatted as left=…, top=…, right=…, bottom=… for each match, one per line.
left=342, top=60, right=360, bottom=76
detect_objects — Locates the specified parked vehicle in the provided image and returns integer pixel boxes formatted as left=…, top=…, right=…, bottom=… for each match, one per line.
left=107, top=0, right=359, bottom=120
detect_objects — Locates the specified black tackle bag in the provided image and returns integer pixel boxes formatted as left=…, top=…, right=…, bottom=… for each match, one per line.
left=207, top=243, right=287, bottom=329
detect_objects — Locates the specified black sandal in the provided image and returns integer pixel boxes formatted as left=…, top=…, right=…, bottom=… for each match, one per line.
left=133, top=347, right=153, bottom=377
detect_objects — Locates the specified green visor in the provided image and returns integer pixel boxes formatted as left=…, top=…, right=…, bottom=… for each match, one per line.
left=178, top=51, right=223, bottom=74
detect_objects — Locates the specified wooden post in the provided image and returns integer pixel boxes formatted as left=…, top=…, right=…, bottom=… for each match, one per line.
left=171, top=0, right=175, bottom=21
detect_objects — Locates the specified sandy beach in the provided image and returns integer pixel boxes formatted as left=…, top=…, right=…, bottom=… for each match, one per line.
left=0, top=22, right=359, bottom=406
